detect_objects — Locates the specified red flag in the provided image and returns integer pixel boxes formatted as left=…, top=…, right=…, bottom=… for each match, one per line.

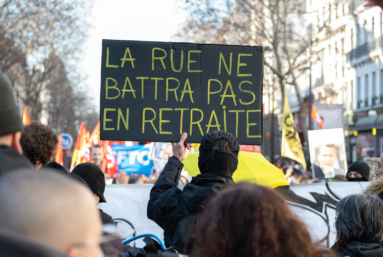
left=70, top=123, right=87, bottom=170
left=311, top=105, right=323, bottom=128
left=22, top=106, right=30, bottom=125
left=55, top=135, right=63, bottom=166
left=101, top=140, right=119, bottom=178
left=88, top=121, right=100, bottom=146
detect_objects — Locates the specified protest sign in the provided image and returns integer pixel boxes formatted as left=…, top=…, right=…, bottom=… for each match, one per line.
left=99, top=182, right=369, bottom=248
left=149, top=142, right=196, bottom=162
left=100, top=40, right=264, bottom=145
left=308, top=128, right=347, bottom=179
left=112, top=144, right=153, bottom=176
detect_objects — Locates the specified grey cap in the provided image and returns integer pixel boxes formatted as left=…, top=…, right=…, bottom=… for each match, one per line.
left=0, top=70, right=23, bottom=136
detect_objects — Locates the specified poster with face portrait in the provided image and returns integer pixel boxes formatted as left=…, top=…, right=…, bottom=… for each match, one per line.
left=308, top=128, right=347, bottom=179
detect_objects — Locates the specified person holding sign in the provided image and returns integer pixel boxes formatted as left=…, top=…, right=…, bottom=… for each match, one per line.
left=147, top=131, right=239, bottom=254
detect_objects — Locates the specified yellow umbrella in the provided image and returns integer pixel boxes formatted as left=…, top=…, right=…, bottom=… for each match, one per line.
left=183, top=151, right=289, bottom=188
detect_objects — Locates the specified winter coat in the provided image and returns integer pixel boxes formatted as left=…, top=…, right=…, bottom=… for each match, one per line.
left=147, top=156, right=234, bottom=249
left=0, top=228, right=68, bottom=257
left=0, top=145, right=34, bottom=176
left=332, top=241, right=383, bottom=257
left=147, top=131, right=239, bottom=250
left=100, top=209, right=115, bottom=225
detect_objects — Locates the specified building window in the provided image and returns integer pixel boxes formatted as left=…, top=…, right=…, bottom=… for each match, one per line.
left=336, top=3, right=339, bottom=18
left=365, top=74, right=369, bottom=107
left=380, top=70, right=383, bottom=103
left=351, top=28, right=354, bottom=50
left=357, top=77, right=361, bottom=108
left=341, top=38, right=345, bottom=77
left=381, top=12, right=383, bottom=36
left=357, top=24, right=360, bottom=46
left=373, top=72, right=376, bottom=105
left=351, top=80, right=354, bottom=109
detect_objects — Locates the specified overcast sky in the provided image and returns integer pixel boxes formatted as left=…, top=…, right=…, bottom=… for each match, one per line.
left=79, top=0, right=189, bottom=107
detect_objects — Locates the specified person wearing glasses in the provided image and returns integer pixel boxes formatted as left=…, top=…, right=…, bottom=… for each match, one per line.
left=0, top=169, right=105, bottom=257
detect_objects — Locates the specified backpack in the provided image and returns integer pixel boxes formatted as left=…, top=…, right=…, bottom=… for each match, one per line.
left=172, top=206, right=204, bottom=254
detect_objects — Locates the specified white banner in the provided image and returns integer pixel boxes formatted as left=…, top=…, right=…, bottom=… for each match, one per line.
left=99, top=182, right=370, bottom=248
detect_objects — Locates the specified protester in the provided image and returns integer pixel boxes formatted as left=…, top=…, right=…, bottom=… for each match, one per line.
left=72, top=163, right=114, bottom=225
left=20, top=121, right=58, bottom=169
left=332, top=194, right=383, bottom=256
left=190, top=183, right=334, bottom=257
left=147, top=131, right=239, bottom=253
left=128, top=173, right=144, bottom=184
left=90, top=144, right=104, bottom=168
left=374, top=154, right=383, bottom=178
left=115, top=169, right=130, bottom=184
left=0, top=71, right=33, bottom=175
left=346, top=161, right=370, bottom=182
left=0, top=169, right=103, bottom=257
left=42, top=161, right=69, bottom=176
left=364, top=176, right=383, bottom=198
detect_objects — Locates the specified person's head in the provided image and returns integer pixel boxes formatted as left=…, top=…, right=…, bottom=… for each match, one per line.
left=90, top=145, right=103, bottom=167
left=190, top=183, right=333, bottom=257
left=0, top=70, right=23, bottom=154
left=375, top=154, right=383, bottom=178
left=198, top=131, right=239, bottom=179
left=317, top=144, right=338, bottom=170
left=335, top=194, right=383, bottom=244
left=20, top=121, right=58, bottom=169
left=364, top=176, right=383, bottom=199
left=72, top=163, right=106, bottom=204
left=128, top=173, right=143, bottom=184
left=347, top=161, right=370, bottom=181
left=0, top=169, right=103, bottom=257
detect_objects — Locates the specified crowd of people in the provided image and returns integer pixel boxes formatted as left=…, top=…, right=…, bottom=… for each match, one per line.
left=3, top=1, right=383, bottom=253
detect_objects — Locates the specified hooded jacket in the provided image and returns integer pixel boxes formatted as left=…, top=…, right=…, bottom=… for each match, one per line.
left=0, top=145, right=34, bottom=176
left=0, top=228, right=68, bottom=257
left=147, top=131, right=239, bottom=249
left=332, top=241, right=383, bottom=257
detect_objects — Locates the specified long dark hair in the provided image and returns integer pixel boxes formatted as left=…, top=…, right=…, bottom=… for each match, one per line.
left=335, top=194, right=383, bottom=244
left=190, top=183, right=334, bottom=257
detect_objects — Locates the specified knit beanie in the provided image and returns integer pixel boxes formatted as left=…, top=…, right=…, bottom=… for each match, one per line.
left=347, top=161, right=370, bottom=181
left=0, top=70, right=23, bottom=136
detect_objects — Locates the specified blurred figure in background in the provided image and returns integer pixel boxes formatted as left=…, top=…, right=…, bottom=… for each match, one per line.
left=0, top=170, right=103, bottom=257
left=128, top=173, right=144, bottom=184
left=0, top=71, right=33, bottom=175
left=346, top=161, right=370, bottom=182
left=20, top=121, right=58, bottom=169
left=90, top=144, right=104, bottom=169
left=72, top=163, right=114, bottom=225
left=332, top=194, right=383, bottom=256
left=190, top=183, right=334, bottom=257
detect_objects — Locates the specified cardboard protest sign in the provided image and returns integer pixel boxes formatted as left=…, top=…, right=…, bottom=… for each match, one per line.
left=112, top=144, right=153, bottom=176
left=100, top=40, right=264, bottom=144
left=308, top=128, right=347, bottom=179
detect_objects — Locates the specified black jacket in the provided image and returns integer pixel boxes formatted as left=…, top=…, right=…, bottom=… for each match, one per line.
left=100, top=209, right=115, bottom=225
left=0, top=145, right=34, bottom=176
left=332, top=241, right=383, bottom=257
left=147, top=156, right=232, bottom=248
left=0, top=228, right=68, bottom=257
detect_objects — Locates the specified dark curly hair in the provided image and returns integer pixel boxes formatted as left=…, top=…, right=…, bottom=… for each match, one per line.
left=20, top=121, right=58, bottom=166
left=190, top=183, right=334, bottom=257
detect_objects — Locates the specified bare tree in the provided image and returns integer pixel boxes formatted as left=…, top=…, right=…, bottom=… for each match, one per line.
left=179, top=0, right=329, bottom=142
left=0, top=0, right=92, bottom=72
